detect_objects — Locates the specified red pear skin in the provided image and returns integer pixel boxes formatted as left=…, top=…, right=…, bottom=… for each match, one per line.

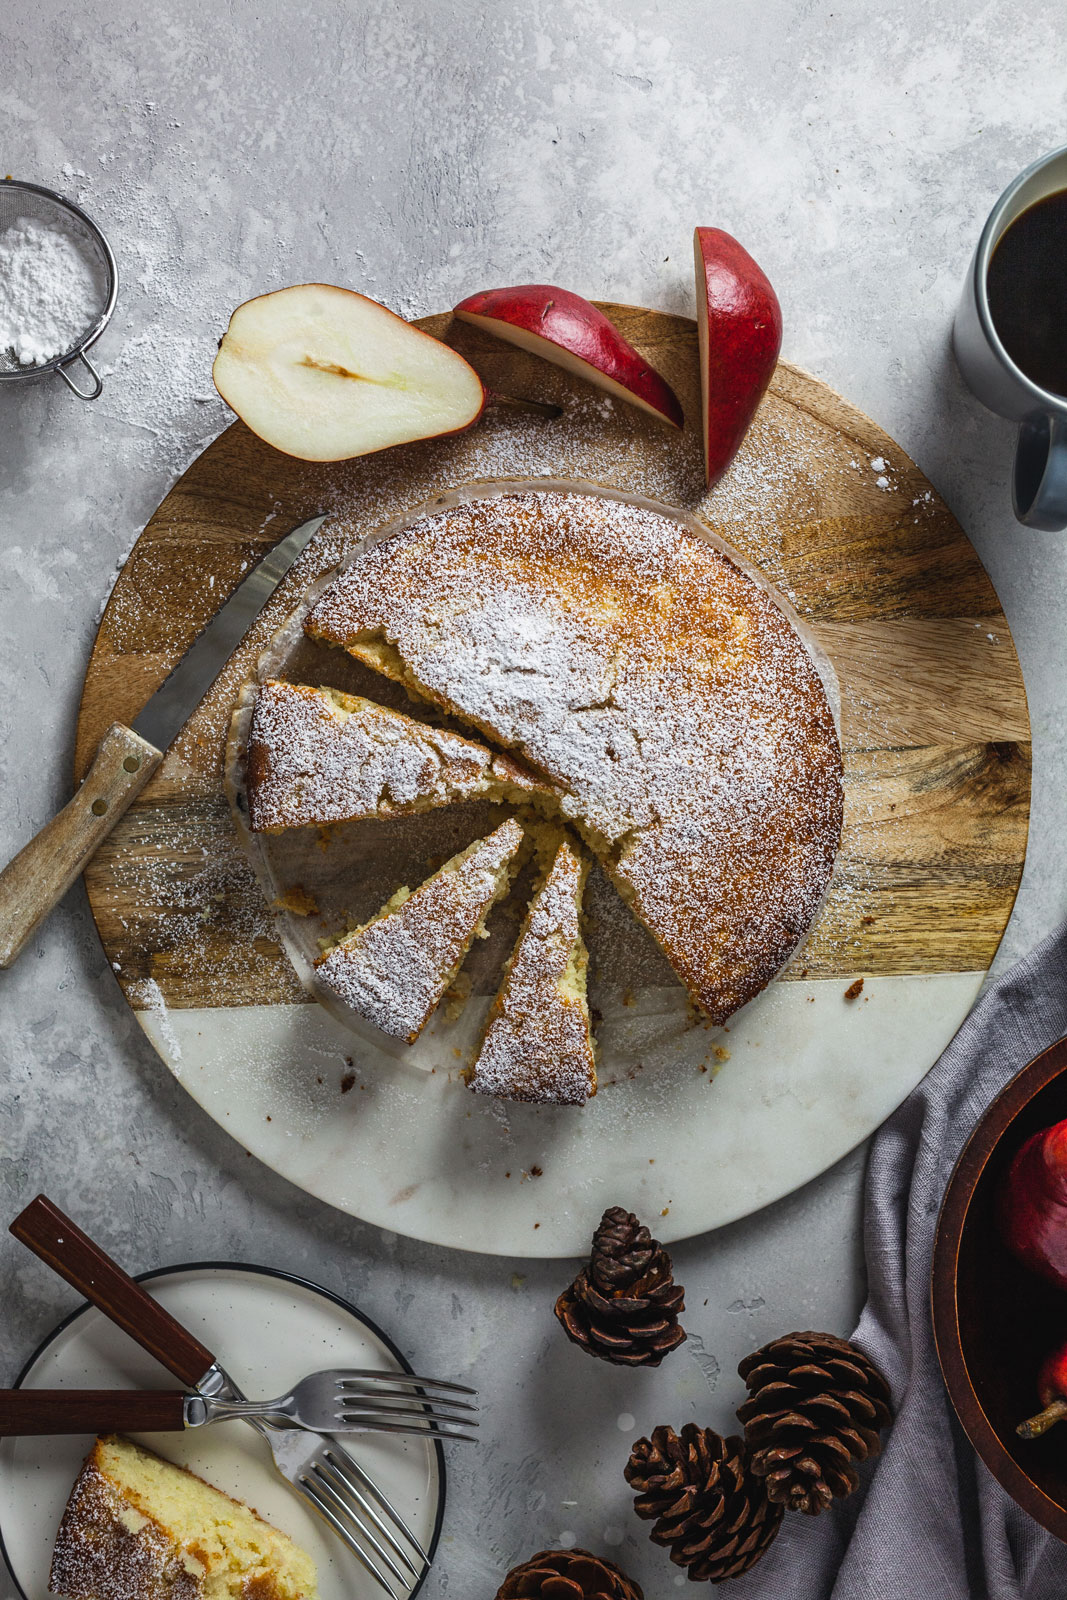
left=694, top=227, right=783, bottom=487
left=998, top=1118, right=1067, bottom=1291
left=1017, top=1341, right=1067, bottom=1439
left=454, top=285, right=683, bottom=428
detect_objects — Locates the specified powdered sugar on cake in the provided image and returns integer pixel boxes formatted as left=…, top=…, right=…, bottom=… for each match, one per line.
left=314, top=818, right=524, bottom=1041
left=306, top=489, right=844, bottom=1025
left=469, top=837, right=596, bottom=1106
left=245, top=679, right=550, bottom=832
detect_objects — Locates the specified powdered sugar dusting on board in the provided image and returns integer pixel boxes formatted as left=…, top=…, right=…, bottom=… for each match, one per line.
left=306, top=488, right=844, bottom=1023
left=470, top=839, right=596, bottom=1106
left=126, top=976, right=183, bottom=1066
left=315, top=818, right=524, bottom=1040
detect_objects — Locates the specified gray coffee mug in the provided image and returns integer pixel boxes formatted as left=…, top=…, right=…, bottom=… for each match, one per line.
left=954, top=142, right=1067, bottom=531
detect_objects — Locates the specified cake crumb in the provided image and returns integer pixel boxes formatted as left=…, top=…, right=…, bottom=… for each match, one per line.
left=844, top=978, right=864, bottom=1001
left=273, top=885, right=319, bottom=916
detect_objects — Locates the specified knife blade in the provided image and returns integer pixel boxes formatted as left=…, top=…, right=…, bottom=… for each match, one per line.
left=0, top=514, right=326, bottom=968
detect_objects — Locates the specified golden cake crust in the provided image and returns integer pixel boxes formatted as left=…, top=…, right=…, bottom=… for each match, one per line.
left=50, top=1450, right=200, bottom=1600
left=468, top=836, right=596, bottom=1105
left=245, top=678, right=552, bottom=832
left=305, top=488, right=844, bottom=1024
left=49, top=1436, right=313, bottom=1600
left=314, top=817, right=525, bottom=1041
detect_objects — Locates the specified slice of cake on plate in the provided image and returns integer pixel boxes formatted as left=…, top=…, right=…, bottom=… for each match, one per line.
left=315, top=817, right=525, bottom=1042
left=244, top=678, right=553, bottom=832
left=467, top=833, right=596, bottom=1106
left=49, top=1433, right=317, bottom=1600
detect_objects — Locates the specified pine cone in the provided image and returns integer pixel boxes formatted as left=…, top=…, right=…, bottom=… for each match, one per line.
left=625, top=1423, right=782, bottom=1582
left=495, top=1548, right=643, bottom=1598
left=737, top=1330, right=892, bottom=1515
left=555, top=1206, right=685, bottom=1366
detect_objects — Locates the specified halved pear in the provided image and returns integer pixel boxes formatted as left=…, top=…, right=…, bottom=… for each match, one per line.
left=212, top=284, right=486, bottom=462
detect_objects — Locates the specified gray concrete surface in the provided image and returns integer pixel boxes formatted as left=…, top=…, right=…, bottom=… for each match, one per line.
left=1, top=1, right=1065, bottom=1591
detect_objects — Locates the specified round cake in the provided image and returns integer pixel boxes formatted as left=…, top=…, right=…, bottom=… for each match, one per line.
left=304, top=487, right=844, bottom=1026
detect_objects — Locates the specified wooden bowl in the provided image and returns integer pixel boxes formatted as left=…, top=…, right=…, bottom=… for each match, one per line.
left=933, top=1035, right=1067, bottom=1538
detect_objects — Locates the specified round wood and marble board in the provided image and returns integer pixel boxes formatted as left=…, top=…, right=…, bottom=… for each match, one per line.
left=76, top=305, right=1030, bottom=1258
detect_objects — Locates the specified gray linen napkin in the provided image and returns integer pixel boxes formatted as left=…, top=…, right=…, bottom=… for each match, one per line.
left=737, top=919, right=1067, bottom=1600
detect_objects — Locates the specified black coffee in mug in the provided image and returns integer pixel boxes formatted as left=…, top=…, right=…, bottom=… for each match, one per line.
left=986, top=189, right=1067, bottom=397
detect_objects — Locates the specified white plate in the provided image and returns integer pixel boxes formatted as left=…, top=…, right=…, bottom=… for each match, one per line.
left=0, top=1265, right=444, bottom=1600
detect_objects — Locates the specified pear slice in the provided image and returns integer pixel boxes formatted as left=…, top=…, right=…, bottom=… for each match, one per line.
left=454, top=284, right=683, bottom=428
left=694, top=229, right=782, bottom=486
left=213, top=284, right=485, bottom=462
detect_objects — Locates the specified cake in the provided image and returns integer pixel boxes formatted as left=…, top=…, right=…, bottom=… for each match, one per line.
left=304, top=488, right=844, bottom=1024
left=467, top=833, right=596, bottom=1105
left=244, top=678, right=554, bottom=833
left=314, top=816, right=525, bottom=1041
left=49, top=1434, right=317, bottom=1600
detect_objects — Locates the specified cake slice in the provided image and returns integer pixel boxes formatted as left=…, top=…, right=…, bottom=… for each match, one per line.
left=467, top=834, right=596, bottom=1105
left=245, top=679, right=554, bottom=832
left=50, top=1433, right=317, bottom=1600
left=315, top=817, right=525, bottom=1042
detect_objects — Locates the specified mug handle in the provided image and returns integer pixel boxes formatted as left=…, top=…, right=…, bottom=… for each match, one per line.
left=1014, top=412, right=1067, bottom=530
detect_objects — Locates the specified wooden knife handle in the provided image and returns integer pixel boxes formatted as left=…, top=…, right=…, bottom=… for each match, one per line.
left=0, top=723, right=162, bottom=968
left=10, top=1197, right=216, bottom=1389
left=0, top=1388, right=186, bottom=1436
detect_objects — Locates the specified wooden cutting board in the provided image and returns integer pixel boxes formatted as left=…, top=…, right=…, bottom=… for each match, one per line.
left=70, top=304, right=1031, bottom=1255
left=77, top=304, right=1029, bottom=1007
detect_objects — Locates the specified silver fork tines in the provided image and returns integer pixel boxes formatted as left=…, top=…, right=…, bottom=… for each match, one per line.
left=334, top=1378, right=478, bottom=1439
left=262, top=1423, right=427, bottom=1597
left=306, top=1453, right=418, bottom=1596
left=333, top=1368, right=476, bottom=1395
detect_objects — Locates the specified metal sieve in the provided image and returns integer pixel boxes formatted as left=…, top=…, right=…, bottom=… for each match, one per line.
left=0, top=178, right=118, bottom=400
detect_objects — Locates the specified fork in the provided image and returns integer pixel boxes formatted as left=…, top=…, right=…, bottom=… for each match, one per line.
left=10, top=1196, right=436, bottom=1599
left=0, top=1372, right=478, bottom=1441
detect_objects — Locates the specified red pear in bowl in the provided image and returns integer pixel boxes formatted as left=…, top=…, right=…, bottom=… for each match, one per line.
left=1017, top=1339, right=1067, bottom=1439
left=453, top=285, right=683, bottom=428
left=213, top=284, right=486, bottom=462
left=693, top=227, right=782, bottom=486
left=998, top=1115, right=1067, bottom=1291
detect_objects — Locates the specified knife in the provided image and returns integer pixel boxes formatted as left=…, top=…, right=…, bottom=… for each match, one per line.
left=0, top=515, right=325, bottom=968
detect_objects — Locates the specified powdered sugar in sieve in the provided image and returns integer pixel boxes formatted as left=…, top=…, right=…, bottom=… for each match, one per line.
left=0, top=178, right=117, bottom=399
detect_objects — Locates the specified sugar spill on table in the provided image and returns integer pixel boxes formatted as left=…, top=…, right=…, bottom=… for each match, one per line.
left=91, top=794, right=287, bottom=1009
